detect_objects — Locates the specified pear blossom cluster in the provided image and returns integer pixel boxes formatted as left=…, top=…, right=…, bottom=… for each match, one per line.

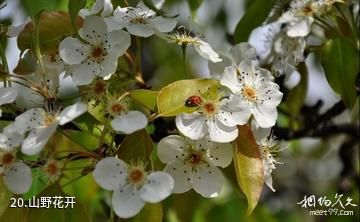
left=248, top=0, right=349, bottom=77
left=0, top=0, right=314, bottom=219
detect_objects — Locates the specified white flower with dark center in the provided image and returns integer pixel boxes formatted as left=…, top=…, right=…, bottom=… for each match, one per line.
left=106, top=98, right=148, bottom=134
left=93, top=157, right=174, bottom=218
left=208, top=42, right=258, bottom=78
left=12, top=102, right=87, bottom=155
left=0, top=134, right=32, bottom=194
left=0, top=87, right=18, bottom=117
left=59, top=16, right=131, bottom=85
left=220, top=59, right=283, bottom=128
left=278, top=0, right=320, bottom=37
left=175, top=93, right=250, bottom=143
left=271, top=31, right=306, bottom=76
left=109, top=1, right=176, bottom=37
left=163, top=26, right=222, bottom=63
left=157, top=135, right=232, bottom=197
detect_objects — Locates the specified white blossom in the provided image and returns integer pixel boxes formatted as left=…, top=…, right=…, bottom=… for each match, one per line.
left=109, top=1, right=176, bottom=37
left=220, top=59, right=283, bottom=128
left=93, top=157, right=174, bottom=218
left=208, top=42, right=258, bottom=78
left=157, top=135, right=232, bottom=197
left=59, top=16, right=131, bottom=85
left=278, top=0, right=320, bottom=37
left=0, top=133, right=32, bottom=194
left=272, top=31, right=306, bottom=76
left=176, top=94, right=250, bottom=143
left=12, top=102, right=87, bottom=155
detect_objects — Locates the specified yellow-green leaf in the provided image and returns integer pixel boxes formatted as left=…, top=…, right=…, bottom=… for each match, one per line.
left=321, top=38, right=359, bottom=108
left=157, top=79, right=220, bottom=117
left=130, top=89, right=158, bottom=111
left=234, top=125, right=264, bottom=215
left=17, top=11, right=83, bottom=54
left=0, top=180, right=12, bottom=216
left=117, top=129, right=154, bottom=164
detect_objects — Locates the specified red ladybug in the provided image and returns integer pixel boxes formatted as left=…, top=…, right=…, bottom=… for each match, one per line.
left=185, top=95, right=203, bottom=107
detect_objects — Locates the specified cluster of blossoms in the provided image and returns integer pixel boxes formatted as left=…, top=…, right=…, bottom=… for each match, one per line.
left=8, top=0, right=348, bottom=219
left=248, top=0, right=349, bottom=77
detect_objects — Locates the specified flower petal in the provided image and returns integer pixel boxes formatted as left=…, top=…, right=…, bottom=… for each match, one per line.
left=220, top=66, right=242, bottom=93
left=112, top=186, right=145, bottom=218
left=157, top=135, right=187, bottom=163
left=191, top=164, right=224, bottom=198
left=70, top=62, right=98, bottom=85
left=149, top=17, right=177, bottom=33
left=208, top=55, right=232, bottom=79
left=91, top=0, right=113, bottom=17
left=0, top=131, right=24, bottom=150
left=207, top=118, right=238, bottom=143
left=0, top=87, right=17, bottom=105
left=164, top=160, right=192, bottom=193
left=80, top=16, right=108, bottom=44
left=264, top=171, right=275, bottom=192
left=194, top=41, right=222, bottom=63
left=111, top=111, right=148, bottom=134
left=230, top=42, right=257, bottom=65
left=21, top=123, right=57, bottom=155
left=204, top=140, right=233, bottom=168
left=12, top=108, right=45, bottom=133
left=58, top=102, right=87, bottom=125
left=59, top=37, right=90, bottom=65
left=175, top=113, right=207, bottom=140
left=217, top=95, right=251, bottom=126
left=93, top=157, right=128, bottom=191
left=3, top=162, right=32, bottom=194
left=140, top=171, right=174, bottom=203
left=252, top=103, right=278, bottom=128
left=287, top=17, right=313, bottom=37
left=126, top=24, right=154, bottom=37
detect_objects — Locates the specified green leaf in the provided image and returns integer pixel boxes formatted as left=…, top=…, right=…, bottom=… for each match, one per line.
left=17, top=11, right=84, bottom=54
left=187, top=0, right=203, bottom=17
left=157, top=79, right=220, bottom=117
left=0, top=180, right=12, bottom=216
left=117, top=129, right=154, bottom=164
left=132, top=203, right=163, bottom=222
left=68, top=0, right=87, bottom=34
left=130, top=89, right=158, bottom=111
left=233, top=0, right=276, bottom=43
left=61, top=130, right=101, bottom=150
left=286, top=62, right=308, bottom=117
left=321, top=38, right=359, bottom=108
left=0, top=202, right=27, bottom=222
left=72, top=112, right=112, bottom=146
left=233, top=125, right=264, bottom=215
